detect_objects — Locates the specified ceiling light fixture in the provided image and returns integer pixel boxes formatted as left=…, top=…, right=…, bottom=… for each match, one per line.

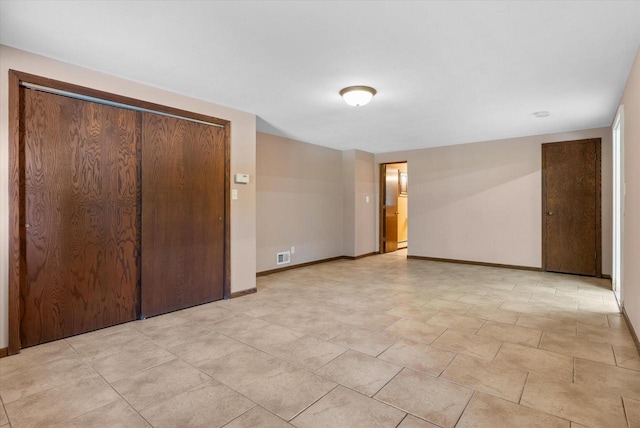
left=533, top=111, right=550, bottom=118
left=340, top=86, right=377, bottom=107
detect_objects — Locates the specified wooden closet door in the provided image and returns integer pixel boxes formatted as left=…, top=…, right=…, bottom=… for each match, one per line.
left=22, top=89, right=140, bottom=347
left=141, top=113, right=226, bottom=318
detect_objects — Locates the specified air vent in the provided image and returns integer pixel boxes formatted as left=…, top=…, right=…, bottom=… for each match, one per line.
left=276, top=251, right=291, bottom=265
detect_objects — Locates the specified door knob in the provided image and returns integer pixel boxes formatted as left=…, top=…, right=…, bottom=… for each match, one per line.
left=547, top=211, right=554, bottom=216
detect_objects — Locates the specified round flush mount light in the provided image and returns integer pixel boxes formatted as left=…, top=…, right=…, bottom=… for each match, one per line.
left=533, top=111, right=550, bottom=118
left=339, top=85, right=377, bottom=107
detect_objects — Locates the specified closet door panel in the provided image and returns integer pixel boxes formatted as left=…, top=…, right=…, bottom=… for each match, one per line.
left=21, top=89, right=140, bottom=347
left=141, top=113, right=225, bottom=317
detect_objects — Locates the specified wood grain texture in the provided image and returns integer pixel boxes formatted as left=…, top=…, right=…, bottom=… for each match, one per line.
left=8, top=71, right=23, bottom=354
left=542, top=139, right=599, bottom=276
left=384, top=166, right=399, bottom=252
left=141, top=112, right=225, bottom=318
left=21, top=89, right=140, bottom=347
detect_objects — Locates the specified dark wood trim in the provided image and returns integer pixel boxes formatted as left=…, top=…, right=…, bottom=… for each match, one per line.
left=541, top=138, right=602, bottom=277
left=378, top=163, right=386, bottom=254
left=8, top=70, right=22, bottom=356
left=602, top=274, right=612, bottom=280
left=407, top=255, right=542, bottom=272
left=8, top=70, right=232, bottom=354
left=230, top=288, right=257, bottom=299
left=9, top=71, right=229, bottom=126
left=256, top=256, right=345, bottom=276
left=622, top=307, right=640, bottom=354
left=342, top=252, right=379, bottom=261
left=0, top=348, right=8, bottom=358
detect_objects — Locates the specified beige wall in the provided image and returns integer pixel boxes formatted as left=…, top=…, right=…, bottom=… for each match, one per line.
left=0, top=45, right=257, bottom=349
left=256, top=132, right=344, bottom=271
left=619, top=47, right=640, bottom=334
left=354, top=150, right=376, bottom=256
left=376, top=127, right=612, bottom=272
left=342, top=150, right=356, bottom=257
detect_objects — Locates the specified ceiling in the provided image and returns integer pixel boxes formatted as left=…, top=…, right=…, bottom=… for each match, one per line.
left=1, top=1, right=639, bottom=153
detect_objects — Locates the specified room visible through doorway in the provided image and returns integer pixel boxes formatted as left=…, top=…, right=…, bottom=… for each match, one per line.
left=380, top=162, right=408, bottom=253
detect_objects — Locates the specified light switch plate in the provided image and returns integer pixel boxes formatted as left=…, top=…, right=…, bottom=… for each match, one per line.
left=232, top=189, right=238, bottom=200
left=234, top=173, right=250, bottom=184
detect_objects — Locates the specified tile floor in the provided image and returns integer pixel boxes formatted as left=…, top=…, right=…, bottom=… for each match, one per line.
left=1, top=250, right=639, bottom=427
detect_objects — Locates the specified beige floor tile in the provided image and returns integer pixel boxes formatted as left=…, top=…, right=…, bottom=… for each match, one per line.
left=199, top=347, right=294, bottom=389
left=477, top=321, right=542, bottom=347
left=520, top=372, right=627, bottom=428
left=516, top=314, right=577, bottom=335
left=224, top=406, right=292, bottom=428
left=315, top=350, right=402, bottom=397
left=574, top=358, right=640, bottom=401
left=167, top=332, right=248, bottom=367
left=233, top=324, right=304, bottom=352
left=426, top=312, right=486, bottom=334
left=55, top=399, right=151, bottom=428
left=66, top=326, right=150, bottom=360
left=607, top=314, right=631, bottom=330
left=465, top=305, right=520, bottom=324
left=292, top=385, right=405, bottom=428
left=339, top=311, right=401, bottom=330
left=176, top=303, right=235, bottom=326
left=539, top=332, right=615, bottom=365
left=112, top=359, right=210, bottom=410
left=577, top=323, right=637, bottom=348
left=432, top=329, right=502, bottom=361
left=441, top=354, right=528, bottom=402
left=4, top=375, right=119, bottom=428
left=140, top=381, right=255, bottom=428
left=546, top=310, right=609, bottom=327
left=494, top=342, right=574, bottom=382
left=130, top=313, right=189, bottom=336
left=384, top=319, right=447, bottom=345
left=0, top=356, right=95, bottom=403
left=0, top=340, right=79, bottom=378
left=457, top=294, right=505, bottom=308
left=614, top=344, right=640, bottom=371
left=329, top=327, right=399, bottom=356
left=288, top=316, right=356, bottom=341
left=137, top=320, right=214, bottom=349
left=210, top=314, right=270, bottom=337
left=456, top=392, right=569, bottom=428
left=236, top=366, right=336, bottom=421
left=397, top=415, right=440, bottom=428
left=270, top=336, right=346, bottom=370
left=375, top=368, right=473, bottom=428
left=0, top=403, right=7, bottom=426
left=624, top=397, right=640, bottom=428
left=378, top=339, right=456, bottom=376
left=423, top=298, right=473, bottom=315
left=88, top=344, right=177, bottom=383
left=500, top=301, right=550, bottom=314
left=386, top=305, right=439, bottom=322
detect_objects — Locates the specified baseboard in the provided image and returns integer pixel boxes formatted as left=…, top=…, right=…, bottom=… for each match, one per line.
left=406, top=255, right=542, bottom=272
left=256, top=256, right=345, bottom=277
left=622, top=307, right=640, bottom=354
left=342, top=252, right=378, bottom=261
left=230, top=288, right=257, bottom=298
left=256, top=253, right=380, bottom=276
left=602, top=274, right=612, bottom=280
left=0, top=347, right=8, bottom=358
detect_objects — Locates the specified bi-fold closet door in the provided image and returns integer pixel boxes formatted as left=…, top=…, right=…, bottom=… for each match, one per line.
left=21, top=88, right=226, bottom=348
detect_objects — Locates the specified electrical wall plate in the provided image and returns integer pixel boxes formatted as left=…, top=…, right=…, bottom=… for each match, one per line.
left=234, top=173, right=250, bottom=184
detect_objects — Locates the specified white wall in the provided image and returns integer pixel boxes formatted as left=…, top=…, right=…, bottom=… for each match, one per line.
left=0, top=45, right=257, bottom=349
left=376, top=127, right=612, bottom=272
left=256, top=132, right=344, bottom=272
left=618, top=47, right=640, bottom=335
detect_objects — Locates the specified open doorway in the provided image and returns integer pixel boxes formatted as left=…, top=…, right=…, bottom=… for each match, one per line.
left=380, top=162, right=408, bottom=253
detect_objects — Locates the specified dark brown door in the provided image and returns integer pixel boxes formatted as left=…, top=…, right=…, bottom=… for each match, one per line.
left=384, top=166, right=399, bottom=253
left=141, top=113, right=226, bottom=318
left=21, top=89, right=140, bottom=347
left=543, top=139, right=600, bottom=276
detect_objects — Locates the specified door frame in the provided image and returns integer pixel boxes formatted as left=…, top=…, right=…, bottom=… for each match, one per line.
left=8, top=70, right=231, bottom=355
left=612, top=106, right=625, bottom=304
left=541, top=138, right=602, bottom=277
left=379, top=161, right=406, bottom=254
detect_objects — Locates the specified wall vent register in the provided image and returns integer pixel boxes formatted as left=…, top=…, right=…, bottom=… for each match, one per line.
left=277, top=251, right=291, bottom=265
